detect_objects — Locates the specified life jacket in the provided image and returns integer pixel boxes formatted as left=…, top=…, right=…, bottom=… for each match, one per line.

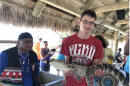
left=0, top=47, right=38, bottom=85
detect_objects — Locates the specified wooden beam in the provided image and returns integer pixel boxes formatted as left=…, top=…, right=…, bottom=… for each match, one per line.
left=115, top=20, right=129, bottom=26
left=100, top=22, right=126, bottom=35
left=72, top=0, right=86, bottom=6
left=40, top=0, right=129, bottom=19
left=122, top=25, right=128, bottom=30
left=94, top=2, right=129, bottom=14
left=81, top=0, right=92, bottom=10
left=32, top=1, right=46, bottom=17
left=0, top=40, right=17, bottom=44
left=46, top=7, right=74, bottom=20
left=115, top=19, right=129, bottom=28
left=40, top=0, right=81, bottom=17
left=103, top=12, right=114, bottom=20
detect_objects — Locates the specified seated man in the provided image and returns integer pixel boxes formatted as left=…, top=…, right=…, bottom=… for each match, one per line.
left=0, top=32, right=41, bottom=86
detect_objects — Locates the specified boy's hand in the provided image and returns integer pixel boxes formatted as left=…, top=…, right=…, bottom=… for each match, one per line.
left=95, top=69, right=104, bottom=77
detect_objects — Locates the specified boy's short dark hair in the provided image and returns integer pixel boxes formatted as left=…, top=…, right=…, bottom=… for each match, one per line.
left=80, top=9, right=97, bottom=21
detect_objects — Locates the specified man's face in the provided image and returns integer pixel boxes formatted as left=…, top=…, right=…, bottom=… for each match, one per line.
left=18, top=38, right=33, bottom=51
left=79, top=15, right=96, bottom=34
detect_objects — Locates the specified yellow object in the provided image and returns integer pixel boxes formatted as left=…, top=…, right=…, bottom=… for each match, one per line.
left=33, top=42, right=41, bottom=60
left=42, top=60, right=47, bottom=64
left=105, top=48, right=114, bottom=64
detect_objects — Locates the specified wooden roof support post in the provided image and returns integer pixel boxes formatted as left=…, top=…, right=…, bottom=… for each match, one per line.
left=114, top=31, right=119, bottom=54
left=32, top=1, right=46, bottom=17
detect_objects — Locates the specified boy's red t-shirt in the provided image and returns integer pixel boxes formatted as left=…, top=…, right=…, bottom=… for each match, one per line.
left=61, top=34, right=103, bottom=86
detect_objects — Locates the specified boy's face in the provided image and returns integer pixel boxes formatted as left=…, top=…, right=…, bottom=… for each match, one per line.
left=79, top=15, right=95, bottom=34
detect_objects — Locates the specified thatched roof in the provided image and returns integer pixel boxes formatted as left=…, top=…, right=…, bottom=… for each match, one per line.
left=0, top=0, right=129, bottom=41
left=0, top=0, right=72, bottom=32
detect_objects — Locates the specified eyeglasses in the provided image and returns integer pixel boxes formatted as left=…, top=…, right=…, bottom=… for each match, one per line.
left=22, top=40, right=33, bottom=44
left=81, top=20, right=96, bottom=26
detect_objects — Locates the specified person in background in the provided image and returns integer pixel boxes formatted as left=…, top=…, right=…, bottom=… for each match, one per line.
left=106, top=41, right=115, bottom=64
left=56, top=45, right=65, bottom=62
left=115, top=48, right=123, bottom=63
left=95, top=35, right=107, bottom=63
left=40, top=41, right=55, bottom=72
left=33, top=38, right=42, bottom=62
left=55, top=38, right=66, bottom=62
left=61, top=9, right=104, bottom=86
left=0, top=32, right=40, bottom=86
left=123, top=30, right=130, bottom=82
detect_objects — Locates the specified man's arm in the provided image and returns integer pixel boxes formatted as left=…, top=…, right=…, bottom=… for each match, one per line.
left=33, top=52, right=41, bottom=86
left=0, top=51, right=8, bottom=75
left=118, top=56, right=123, bottom=61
